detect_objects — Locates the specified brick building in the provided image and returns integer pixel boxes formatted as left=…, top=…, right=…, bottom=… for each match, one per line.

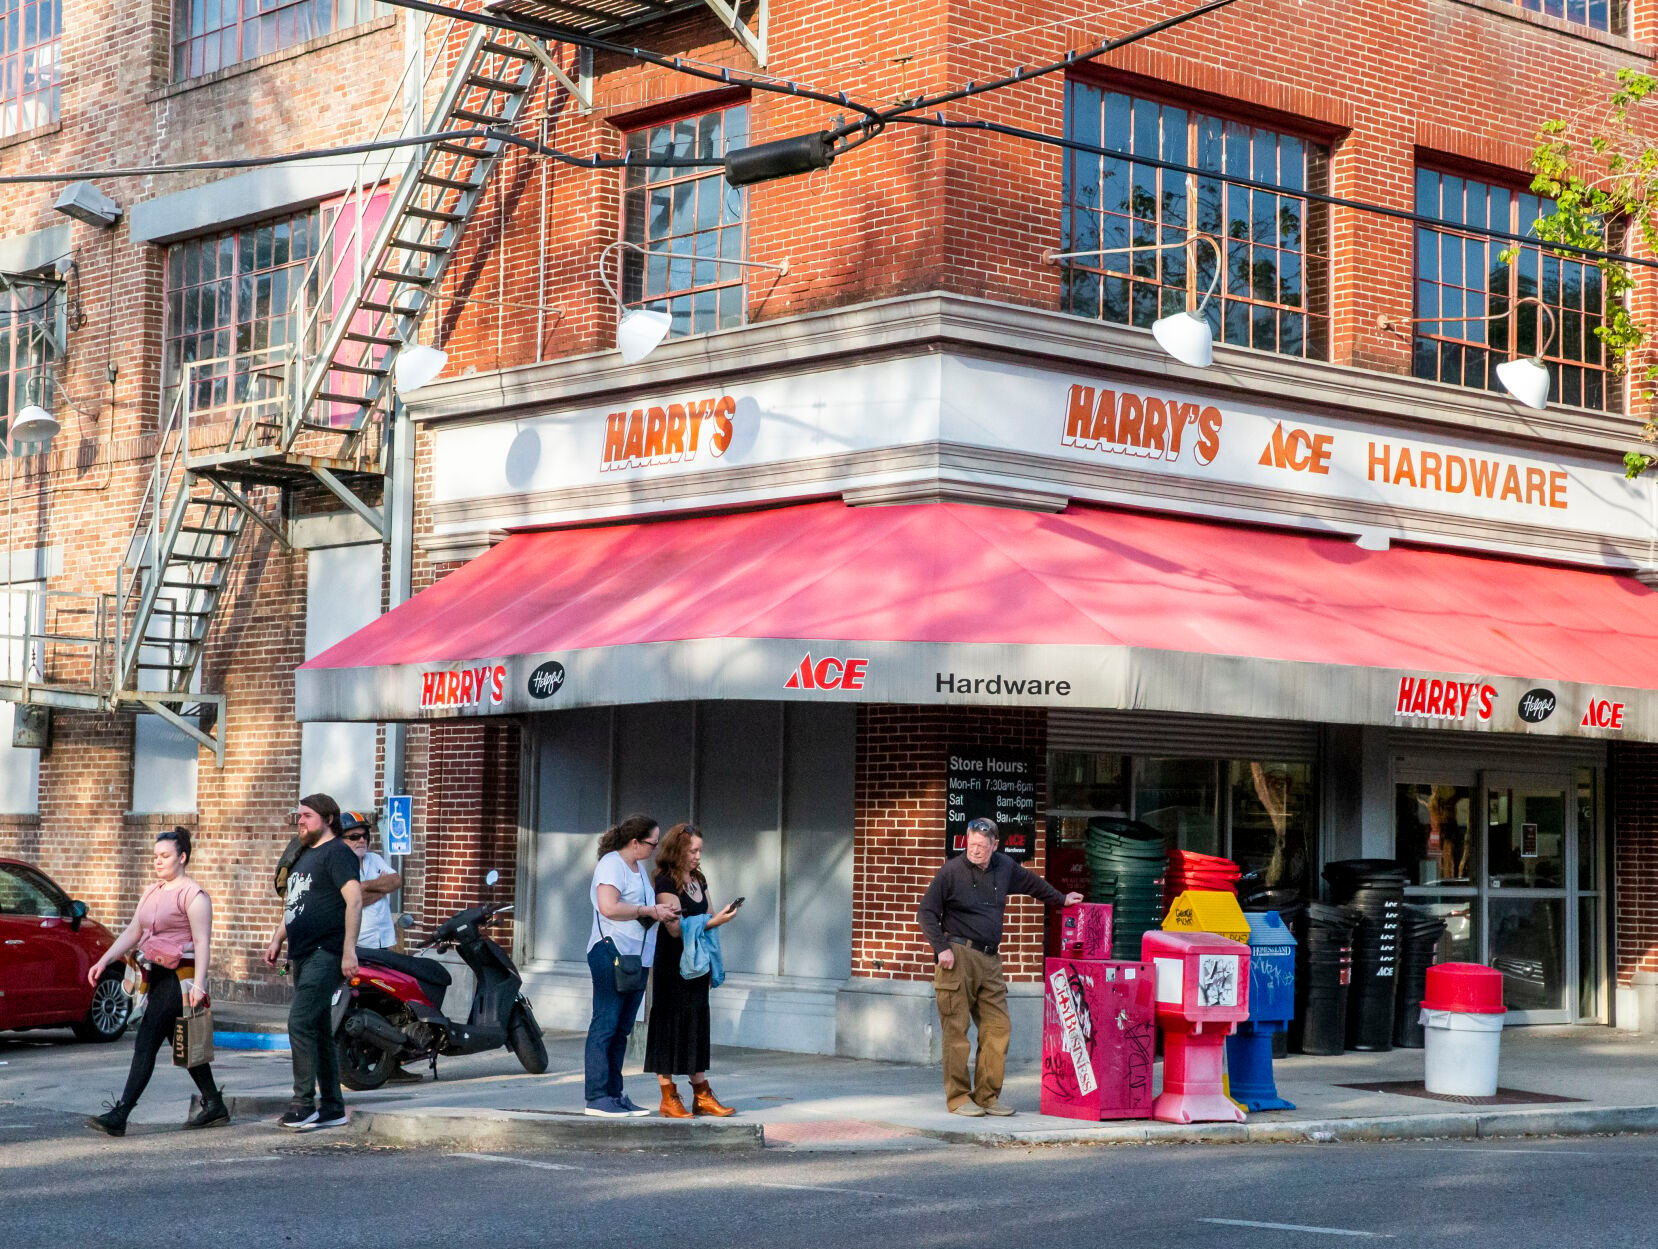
left=7, top=0, right=1658, bottom=1057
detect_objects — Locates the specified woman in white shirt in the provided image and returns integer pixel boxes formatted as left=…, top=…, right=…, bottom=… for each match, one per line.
left=585, top=814, right=679, bottom=1117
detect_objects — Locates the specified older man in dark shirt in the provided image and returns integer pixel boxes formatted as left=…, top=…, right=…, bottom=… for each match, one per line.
left=917, top=817, right=1082, bottom=1116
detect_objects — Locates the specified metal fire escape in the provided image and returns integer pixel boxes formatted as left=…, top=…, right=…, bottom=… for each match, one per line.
left=1, top=20, right=550, bottom=761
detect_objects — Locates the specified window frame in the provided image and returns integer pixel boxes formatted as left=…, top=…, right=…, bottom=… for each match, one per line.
left=1411, top=163, right=1617, bottom=413
left=1059, top=78, right=1332, bottom=362
left=1499, top=0, right=1626, bottom=36
left=170, top=0, right=380, bottom=82
left=0, top=272, right=64, bottom=455
left=618, top=101, right=751, bottom=342
left=0, top=0, right=60, bottom=139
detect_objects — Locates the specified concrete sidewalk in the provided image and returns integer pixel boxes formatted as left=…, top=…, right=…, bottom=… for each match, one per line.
left=7, top=1012, right=1658, bottom=1151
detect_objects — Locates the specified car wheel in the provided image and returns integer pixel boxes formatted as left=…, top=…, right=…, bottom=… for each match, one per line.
left=73, top=969, right=131, bottom=1042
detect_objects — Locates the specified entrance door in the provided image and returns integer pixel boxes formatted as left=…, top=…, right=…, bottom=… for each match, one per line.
left=1482, top=773, right=1573, bottom=1024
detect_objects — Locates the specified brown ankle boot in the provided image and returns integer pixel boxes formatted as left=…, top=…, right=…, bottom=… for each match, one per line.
left=691, top=1081, right=735, bottom=1117
left=658, top=1084, right=692, bottom=1119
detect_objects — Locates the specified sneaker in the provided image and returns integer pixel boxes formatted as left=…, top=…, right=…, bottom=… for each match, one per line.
left=277, top=1108, right=319, bottom=1131
left=981, top=1101, right=1017, bottom=1117
left=310, top=1111, right=350, bottom=1131
left=949, top=1102, right=987, bottom=1117
left=584, top=1097, right=633, bottom=1118
left=616, top=1094, right=652, bottom=1118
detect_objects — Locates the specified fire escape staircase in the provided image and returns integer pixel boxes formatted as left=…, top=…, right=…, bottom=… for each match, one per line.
left=0, top=23, right=549, bottom=763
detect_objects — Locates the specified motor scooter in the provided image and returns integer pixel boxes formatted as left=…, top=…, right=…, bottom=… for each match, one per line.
left=331, top=871, right=549, bottom=1089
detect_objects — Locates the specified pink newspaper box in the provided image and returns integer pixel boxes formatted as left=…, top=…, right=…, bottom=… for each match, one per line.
left=1040, top=957, right=1156, bottom=1121
left=1057, top=902, right=1113, bottom=960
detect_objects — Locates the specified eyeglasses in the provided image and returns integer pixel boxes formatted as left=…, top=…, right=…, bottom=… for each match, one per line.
left=642, top=839, right=660, bottom=849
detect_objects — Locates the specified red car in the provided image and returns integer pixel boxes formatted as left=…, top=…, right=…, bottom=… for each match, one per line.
left=0, top=858, right=130, bottom=1041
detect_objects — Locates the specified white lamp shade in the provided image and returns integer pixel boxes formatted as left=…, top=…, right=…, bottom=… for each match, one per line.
left=1496, top=357, right=1551, bottom=409
left=616, top=308, right=672, bottom=365
left=1151, top=310, right=1215, bottom=368
left=393, top=344, right=449, bottom=392
left=10, top=404, right=60, bottom=445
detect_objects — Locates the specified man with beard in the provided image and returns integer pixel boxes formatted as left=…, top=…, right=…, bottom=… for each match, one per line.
left=265, top=793, right=362, bottom=1131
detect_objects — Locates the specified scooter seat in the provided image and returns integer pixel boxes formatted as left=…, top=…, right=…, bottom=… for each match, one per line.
left=357, top=946, right=453, bottom=988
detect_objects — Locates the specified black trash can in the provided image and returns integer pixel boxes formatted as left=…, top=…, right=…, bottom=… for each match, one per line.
left=1392, top=905, right=1449, bottom=1049
left=1324, top=860, right=1408, bottom=1052
left=1292, top=901, right=1358, bottom=1056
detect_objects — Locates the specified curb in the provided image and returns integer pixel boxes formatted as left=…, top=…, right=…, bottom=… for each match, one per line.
left=220, top=1096, right=764, bottom=1150
left=908, top=1103, right=1658, bottom=1148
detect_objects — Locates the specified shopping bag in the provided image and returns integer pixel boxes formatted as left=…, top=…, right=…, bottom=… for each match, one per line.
left=172, top=1006, right=215, bottom=1068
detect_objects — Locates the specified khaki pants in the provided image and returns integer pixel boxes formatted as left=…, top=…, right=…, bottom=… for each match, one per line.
left=932, top=942, right=1010, bottom=1111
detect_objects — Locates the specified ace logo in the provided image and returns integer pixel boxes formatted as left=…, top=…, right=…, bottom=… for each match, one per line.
left=785, top=654, right=868, bottom=691
left=1581, top=699, right=1626, bottom=731
left=1258, top=422, right=1334, bottom=475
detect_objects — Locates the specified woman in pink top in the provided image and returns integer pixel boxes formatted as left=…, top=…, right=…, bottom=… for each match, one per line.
left=84, top=828, right=225, bottom=1136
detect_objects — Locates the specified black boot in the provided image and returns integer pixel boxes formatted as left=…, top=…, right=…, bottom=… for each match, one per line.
left=86, top=1101, right=131, bottom=1137
left=184, top=1091, right=229, bottom=1130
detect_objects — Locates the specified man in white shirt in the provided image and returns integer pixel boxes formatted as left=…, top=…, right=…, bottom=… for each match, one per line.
left=340, top=812, right=400, bottom=949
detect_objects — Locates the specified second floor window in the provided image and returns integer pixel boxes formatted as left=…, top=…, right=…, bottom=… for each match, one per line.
left=1061, top=82, right=1331, bottom=360
left=164, top=208, right=322, bottom=417
left=0, top=0, right=60, bottom=138
left=1503, top=0, right=1625, bottom=33
left=620, top=103, right=749, bottom=339
left=1413, top=168, right=1614, bottom=411
left=172, top=0, right=379, bottom=80
left=0, top=274, right=60, bottom=452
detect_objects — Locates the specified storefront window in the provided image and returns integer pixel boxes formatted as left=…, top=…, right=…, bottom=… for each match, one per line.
left=1227, top=761, right=1313, bottom=895
left=1047, top=750, right=1127, bottom=846
left=1134, top=758, right=1220, bottom=856
left=1396, top=783, right=1474, bottom=886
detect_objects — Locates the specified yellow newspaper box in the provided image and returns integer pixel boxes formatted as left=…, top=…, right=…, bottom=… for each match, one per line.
left=1161, top=890, right=1250, bottom=945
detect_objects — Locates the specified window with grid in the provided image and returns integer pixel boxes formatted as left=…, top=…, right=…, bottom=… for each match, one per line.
left=163, top=209, right=322, bottom=418
left=0, top=276, right=60, bottom=453
left=1413, top=168, right=1615, bottom=411
left=1503, top=0, right=1625, bottom=33
left=1061, top=82, right=1330, bottom=360
left=172, top=0, right=380, bottom=81
left=0, top=0, right=60, bottom=138
left=620, top=104, right=749, bottom=339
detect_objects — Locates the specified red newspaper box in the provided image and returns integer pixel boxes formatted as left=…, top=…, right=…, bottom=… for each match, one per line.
left=1142, top=929, right=1252, bottom=1124
left=1040, top=957, right=1156, bottom=1121
left=1056, top=902, right=1113, bottom=961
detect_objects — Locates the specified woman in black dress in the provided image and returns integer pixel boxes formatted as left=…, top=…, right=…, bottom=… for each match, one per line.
left=646, top=823, right=741, bottom=1117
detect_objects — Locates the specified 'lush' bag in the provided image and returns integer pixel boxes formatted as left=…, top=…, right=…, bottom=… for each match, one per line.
left=173, top=1005, right=215, bottom=1068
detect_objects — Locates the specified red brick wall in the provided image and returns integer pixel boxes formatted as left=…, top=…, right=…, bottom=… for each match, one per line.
left=1613, top=741, right=1658, bottom=988
left=853, top=705, right=1048, bottom=984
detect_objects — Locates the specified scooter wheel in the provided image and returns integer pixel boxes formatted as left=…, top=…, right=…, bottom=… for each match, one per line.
left=508, top=1000, right=549, bottom=1075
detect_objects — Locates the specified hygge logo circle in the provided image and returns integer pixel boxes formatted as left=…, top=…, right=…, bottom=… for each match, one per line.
left=1518, top=688, right=1557, bottom=723
left=527, top=660, right=566, bottom=699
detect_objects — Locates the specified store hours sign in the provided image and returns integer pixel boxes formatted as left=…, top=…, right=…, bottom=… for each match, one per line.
left=945, top=748, right=1037, bottom=861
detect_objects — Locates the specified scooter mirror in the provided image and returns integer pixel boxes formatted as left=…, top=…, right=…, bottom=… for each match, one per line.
left=484, top=869, right=500, bottom=887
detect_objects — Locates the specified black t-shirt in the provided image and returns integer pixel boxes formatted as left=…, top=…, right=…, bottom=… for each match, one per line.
left=283, top=838, right=358, bottom=962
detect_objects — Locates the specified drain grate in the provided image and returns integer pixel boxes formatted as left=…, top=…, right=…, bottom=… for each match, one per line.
left=1337, top=1080, right=1584, bottom=1106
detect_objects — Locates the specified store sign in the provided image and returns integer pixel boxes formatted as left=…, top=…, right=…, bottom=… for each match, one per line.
left=527, top=659, right=566, bottom=700
left=1393, top=675, right=1496, bottom=722
left=1581, top=698, right=1626, bottom=730
left=600, top=395, right=736, bottom=470
left=419, top=664, right=506, bottom=709
left=1517, top=689, right=1557, bottom=723
left=945, top=748, right=1037, bottom=861
left=785, top=653, right=867, bottom=690
left=1258, top=422, right=1333, bottom=475
left=936, top=671, right=1072, bottom=697
left=1061, top=384, right=1223, bottom=465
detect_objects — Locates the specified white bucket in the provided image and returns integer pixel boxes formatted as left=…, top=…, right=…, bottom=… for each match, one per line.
left=1420, top=1008, right=1504, bottom=1097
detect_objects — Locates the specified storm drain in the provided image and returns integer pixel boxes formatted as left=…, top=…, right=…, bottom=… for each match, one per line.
left=1337, top=1080, right=1584, bottom=1106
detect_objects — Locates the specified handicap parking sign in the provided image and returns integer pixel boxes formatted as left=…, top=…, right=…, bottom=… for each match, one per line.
left=386, top=794, right=412, bottom=856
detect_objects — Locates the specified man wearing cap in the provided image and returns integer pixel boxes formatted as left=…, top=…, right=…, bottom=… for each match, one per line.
left=917, top=816, right=1083, bottom=1117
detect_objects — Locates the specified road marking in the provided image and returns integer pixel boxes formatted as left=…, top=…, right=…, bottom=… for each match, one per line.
left=449, top=1152, right=582, bottom=1172
left=751, top=1181, right=899, bottom=1199
left=1199, top=1218, right=1388, bottom=1238
left=180, top=1156, right=284, bottom=1167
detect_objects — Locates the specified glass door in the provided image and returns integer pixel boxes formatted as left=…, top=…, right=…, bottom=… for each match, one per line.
left=1397, top=780, right=1480, bottom=966
left=1482, top=773, right=1574, bottom=1024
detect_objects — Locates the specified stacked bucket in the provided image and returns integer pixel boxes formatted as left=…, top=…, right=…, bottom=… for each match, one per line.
left=1084, top=817, right=1168, bottom=960
left=1392, top=905, right=1450, bottom=1049
left=1322, top=859, right=1408, bottom=1052
left=1164, top=849, right=1242, bottom=905
left=1291, top=902, right=1358, bottom=1055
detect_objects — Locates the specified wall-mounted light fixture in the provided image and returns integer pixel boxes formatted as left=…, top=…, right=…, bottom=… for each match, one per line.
left=52, top=182, right=121, bottom=230
left=1048, top=235, right=1225, bottom=368
left=596, top=240, right=789, bottom=365
left=1378, top=296, right=1559, bottom=410
left=10, top=374, right=60, bottom=448
left=392, top=343, right=449, bottom=393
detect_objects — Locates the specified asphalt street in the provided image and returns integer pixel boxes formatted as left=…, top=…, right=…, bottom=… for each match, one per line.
left=2, top=1082, right=1654, bottom=1249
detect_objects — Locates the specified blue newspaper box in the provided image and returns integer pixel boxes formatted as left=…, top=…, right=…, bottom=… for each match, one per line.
left=1225, top=910, right=1297, bottom=1111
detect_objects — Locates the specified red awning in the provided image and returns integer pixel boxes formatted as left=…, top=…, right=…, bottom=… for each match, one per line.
left=296, top=500, right=1658, bottom=739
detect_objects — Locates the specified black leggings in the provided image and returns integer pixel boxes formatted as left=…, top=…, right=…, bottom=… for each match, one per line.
left=120, top=965, right=218, bottom=1108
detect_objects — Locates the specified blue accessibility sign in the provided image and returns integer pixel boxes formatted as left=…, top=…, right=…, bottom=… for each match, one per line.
left=386, top=794, right=413, bottom=856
